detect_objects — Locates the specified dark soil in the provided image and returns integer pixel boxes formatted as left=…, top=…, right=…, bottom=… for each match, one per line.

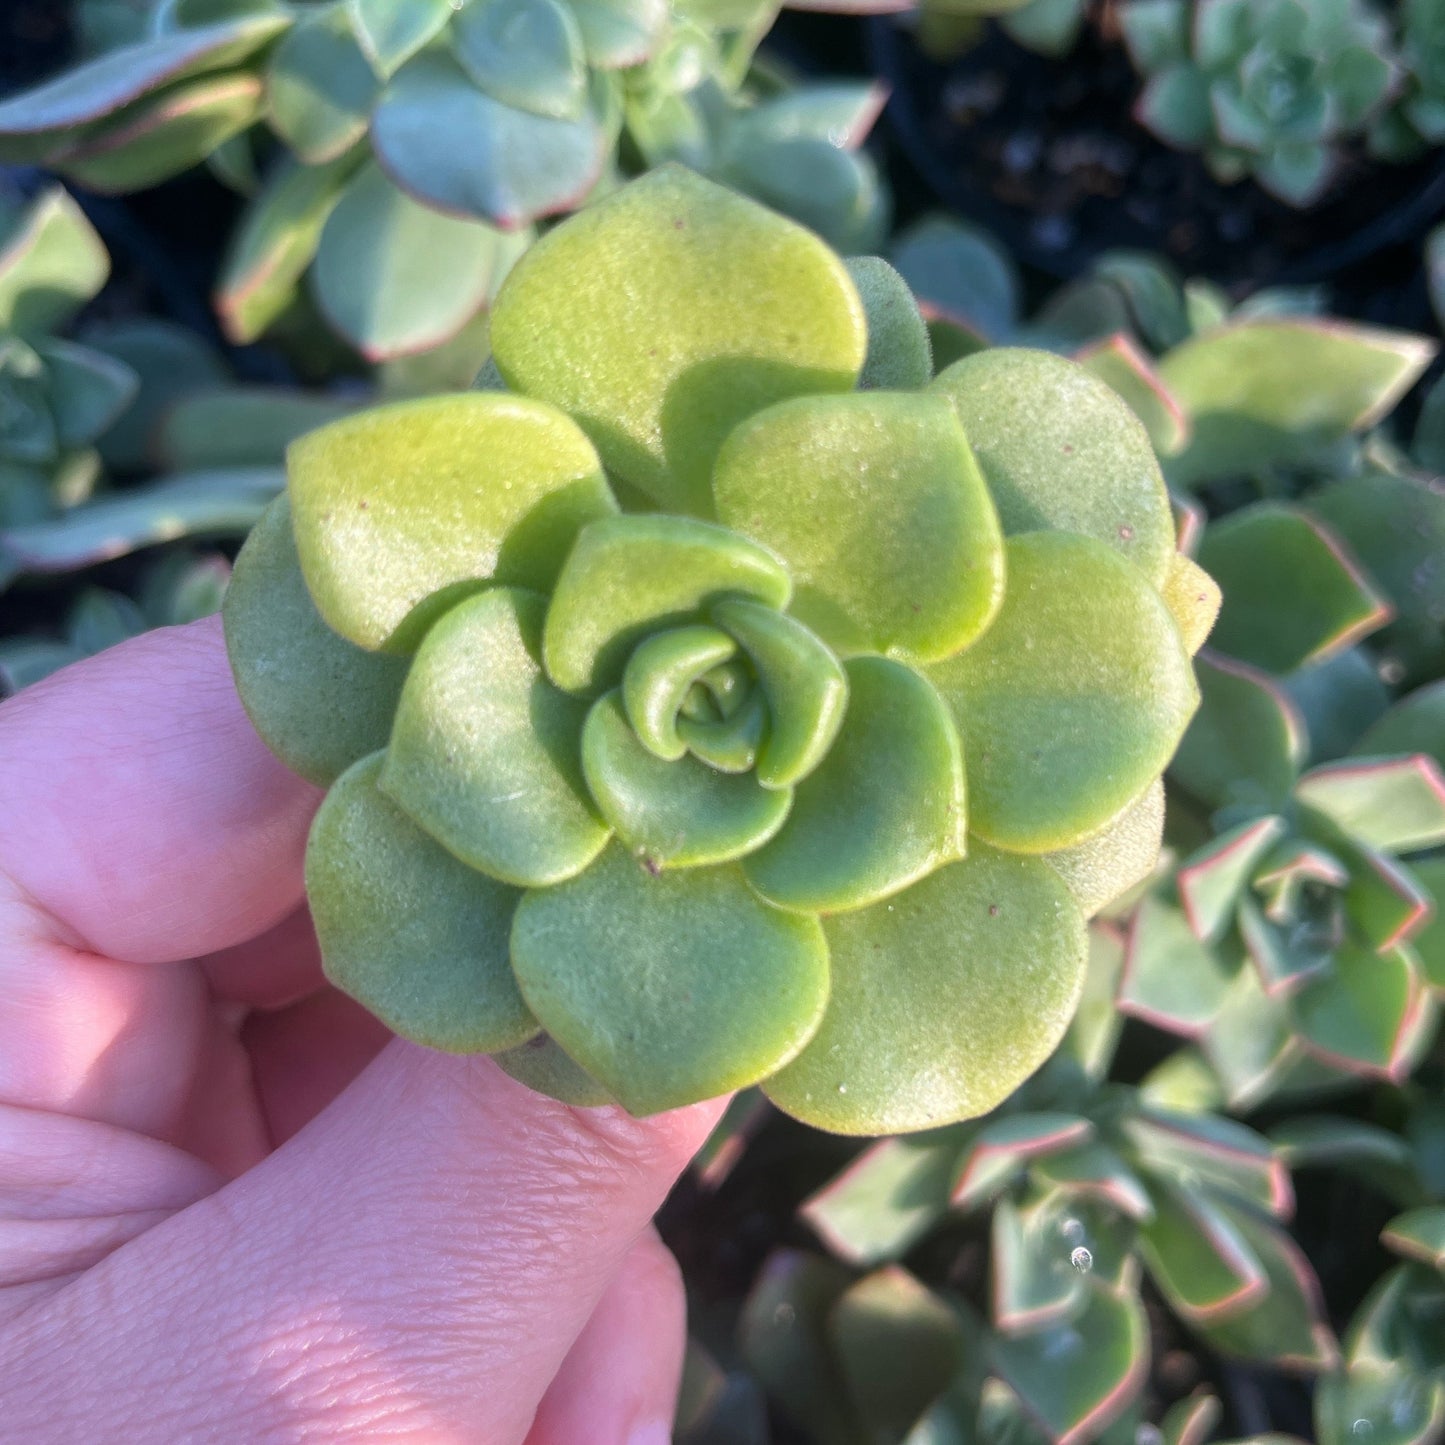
left=866, top=7, right=1445, bottom=289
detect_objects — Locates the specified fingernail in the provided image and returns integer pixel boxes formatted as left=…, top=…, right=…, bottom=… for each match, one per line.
left=627, top=1421, right=673, bottom=1445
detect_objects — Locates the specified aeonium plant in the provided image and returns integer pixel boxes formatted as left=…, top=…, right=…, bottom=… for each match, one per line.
left=224, top=167, right=1212, bottom=1132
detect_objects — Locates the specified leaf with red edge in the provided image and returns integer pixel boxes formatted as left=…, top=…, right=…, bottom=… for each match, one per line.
left=1197, top=504, right=1392, bottom=675
left=799, top=1128, right=972, bottom=1267
left=1170, top=651, right=1306, bottom=812
left=1176, top=815, right=1287, bottom=943
left=1076, top=332, right=1191, bottom=456
left=1120, top=894, right=1237, bottom=1036
left=988, top=1283, right=1149, bottom=1445
left=1123, top=1108, right=1293, bottom=1217
left=1237, top=897, right=1334, bottom=997
left=1290, top=941, right=1426, bottom=1080
left=1381, top=1206, right=1445, bottom=1270
left=1196, top=1201, right=1338, bottom=1371
left=1137, top=1181, right=1268, bottom=1324
left=1034, top=1142, right=1155, bottom=1220
left=991, top=1192, right=1086, bottom=1334
left=1296, top=756, right=1445, bottom=856
left=950, top=1112, right=1094, bottom=1210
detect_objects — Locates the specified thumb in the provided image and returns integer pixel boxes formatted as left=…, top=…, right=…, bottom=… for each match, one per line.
left=5, top=1046, right=724, bottom=1444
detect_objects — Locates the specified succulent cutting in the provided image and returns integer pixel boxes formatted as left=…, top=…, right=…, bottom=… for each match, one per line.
left=223, top=166, right=1208, bottom=1129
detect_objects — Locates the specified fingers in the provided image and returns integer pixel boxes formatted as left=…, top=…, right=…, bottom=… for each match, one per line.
left=0, top=618, right=320, bottom=966
left=2, top=1047, right=725, bottom=1443
left=524, top=1228, right=686, bottom=1445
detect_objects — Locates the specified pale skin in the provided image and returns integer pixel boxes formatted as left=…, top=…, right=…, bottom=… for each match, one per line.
left=0, top=616, right=724, bottom=1443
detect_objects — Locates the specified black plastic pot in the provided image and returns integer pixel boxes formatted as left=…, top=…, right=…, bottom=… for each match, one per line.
left=868, top=13, right=1445, bottom=289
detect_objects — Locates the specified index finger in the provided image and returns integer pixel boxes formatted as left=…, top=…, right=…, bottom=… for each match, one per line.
left=0, top=616, right=320, bottom=965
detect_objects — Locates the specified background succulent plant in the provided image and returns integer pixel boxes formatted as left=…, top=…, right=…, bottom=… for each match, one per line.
left=0, top=184, right=135, bottom=525
left=0, top=0, right=889, bottom=359
left=223, top=165, right=1210, bottom=1127
left=1121, top=0, right=1399, bottom=206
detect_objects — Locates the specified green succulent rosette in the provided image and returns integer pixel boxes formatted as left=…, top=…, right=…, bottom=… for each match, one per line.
left=224, top=167, right=1206, bottom=1133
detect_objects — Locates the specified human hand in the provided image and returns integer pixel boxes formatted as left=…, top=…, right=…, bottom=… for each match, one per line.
left=0, top=616, right=724, bottom=1443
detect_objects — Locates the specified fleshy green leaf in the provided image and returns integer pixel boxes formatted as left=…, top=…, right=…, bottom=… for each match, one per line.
left=931, top=347, right=1176, bottom=585
left=713, top=391, right=1005, bottom=665
left=1076, top=332, right=1191, bottom=457
left=541, top=514, right=790, bottom=695
left=451, top=0, right=588, bottom=120
left=223, top=495, right=409, bottom=786
left=1405, top=854, right=1445, bottom=991
left=1137, top=1181, right=1267, bottom=1323
left=36, top=338, right=139, bottom=448
left=1296, top=757, right=1445, bottom=855
left=216, top=151, right=359, bottom=344
left=622, top=625, right=737, bottom=761
left=1381, top=1207, right=1445, bottom=1270
left=1354, top=684, right=1445, bottom=773
left=492, top=1032, right=614, bottom=1107
left=799, top=1131, right=968, bottom=1266
left=763, top=844, right=1087, bottom=1135
left=1041, top=780, right=1165, bottom=919
left=951, top=1112, right=1094, bottom=1210
left=570, top=0, right=669, bottom=68
left=0, top=468, right=280, bottom=577
left=1120, top=894, right=1236, bottom=1034
left=265, top=6, right=378, bottom=164
left=1309, top=471, right=1445, bottom=687
left=829, top=1268, right=964, bottom=1444
left=490, top=165, right=866, bottom=516
left=928, top=531, right=1198, bottom=853
left=1123, top=1109, right=1291, bottom=1216
left=510, top=844, right=829, bottom=1115
left=0, top=16, right=289, bottom=143
left=1161, top=320, right=1436, bottom=487
left=987, top=1285, right=1148, bottom=1445
left=380, top=588, right=609, bottom=887
left=1196, top=1200, right=1336, bottom=1370
left=890, top=215, right=1021, bottom=344
left=1176, top=814, right=1287, bottom=943
left=370, top=50, right=605, bottom=227
left=745, top=656, right=966, bottom=914
left=57, top=73, right=266, bottom=193
left=307, top=752, right=539, bottom=1053
left=581, top=690, right=791, bottom=869
left=349, top=0, right=454, bottom=77
left=711, top=599, right=847, bottom=790
left=1161, top=551, right=1222, bottom=656
left=844, top=255, right=932, bottom=390
left=1170, top=651, right=1305, bottom=811
left=311, top=161, right=523, bottom=360
left=992, top=1192, right=1088, bottom=1333
left=0, top=188, right=109, bottom=336
left=1198, top=504, right=1390, bottom=673
left=157, top=387, right=357, bottom=471
left=739, top=1251, right=859, bottom=1445
left=288, top=391, right=615, bottom=651
left=1291, top=941, right=1424, bottom=1079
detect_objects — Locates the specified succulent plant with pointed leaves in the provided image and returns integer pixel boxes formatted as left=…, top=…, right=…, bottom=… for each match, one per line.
left=0, top=187, right=137, bottom=527
left=907, top=0, right=1088, bottom=62
left=0, top=0, right=887, bottom=360
left=1122, top=497, right=1445, bottom=1105
left=1372, top=0, right=1445, bottom=158
left=223, top=167, right=1208, bottom=1129
left=1272, top=1094, right=1445, bottom=1445
left=737, top=932, right=1334, bottom=1443
left=1122, top=0, right=1399, bottom=206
